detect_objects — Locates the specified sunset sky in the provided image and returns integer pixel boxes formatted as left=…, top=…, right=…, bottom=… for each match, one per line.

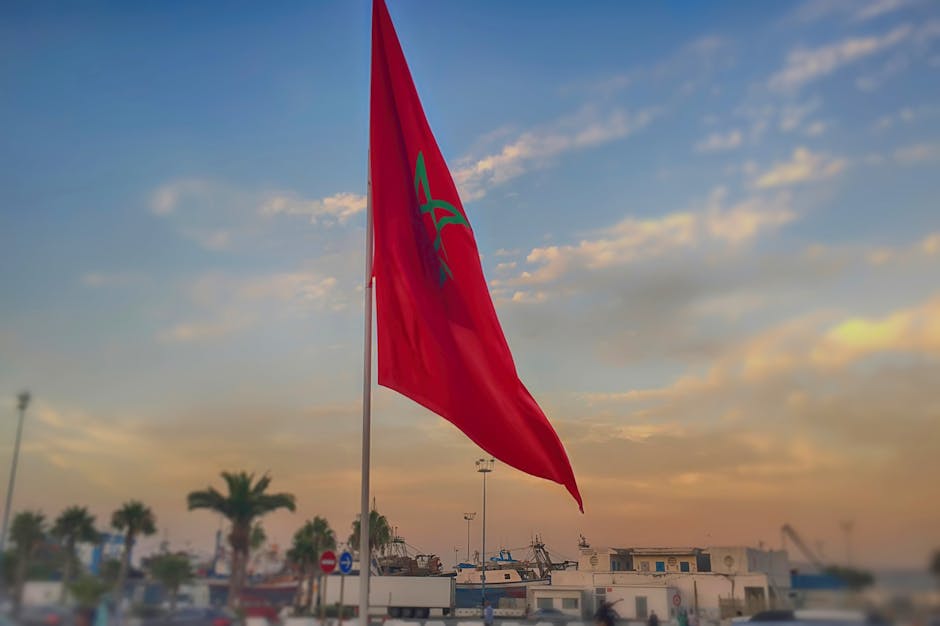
left=1, top=0, right=939, bottom=571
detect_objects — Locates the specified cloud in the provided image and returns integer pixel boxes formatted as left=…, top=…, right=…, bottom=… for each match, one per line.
left=149, top=180, right=215, bottom=216
left=80, top=272, right=139, bottom=288
left=259, top=192, right=366, bottom=225
left=893, top=142, right=939, bottom=163
left=694, top=130, right=743, bottom=153
left=505, top=187, right=795, bottom=287
left=185, top=229, right=232, bottom=251
left=753, top=147, right=846, bottom=188
left=159, top=314, right=251, bottom=343
left=768, top=25, right=912, bottom=91
left=160, top=270, right=342, bottom=343
left=853, top=0, right=914, bottom=22
left=812, top=295, right=940, bottom=366
left=453, top=107, right=655, bottom=201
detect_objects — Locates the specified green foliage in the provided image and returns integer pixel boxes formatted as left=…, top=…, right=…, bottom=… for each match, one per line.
left=100, top=559, right=122, bottom=585
left=250, top=522, right=267, bottom=552
left=111, top=501, right=157, bottom=540
left=187, top=472, right=296, bottom=528
left=348, top=509, right=392, bottom=556
left=53, top=506, right=100, bottom=548
left=69, top=575, right=112, bottom=608
left=288, top=517, right=336, bottom=565
left=11, top=511, right=47, bottom=555
left=187, top=471, right=295, bottom=606
left=823, top=565, right=875, bottom=590
left=148, top=553, right=194, bottom=599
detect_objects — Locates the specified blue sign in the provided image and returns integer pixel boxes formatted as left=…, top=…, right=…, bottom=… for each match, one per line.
left=339, top=551, right=353, bottom=574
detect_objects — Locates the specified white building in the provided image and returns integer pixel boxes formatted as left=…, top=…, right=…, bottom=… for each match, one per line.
left=528, top=545, right=791, bottom=624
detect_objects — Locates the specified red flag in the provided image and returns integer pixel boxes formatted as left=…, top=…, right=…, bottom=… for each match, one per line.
left=370, top=0, right=582, bottom=511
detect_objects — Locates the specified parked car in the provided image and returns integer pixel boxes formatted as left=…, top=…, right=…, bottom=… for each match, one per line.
left=239, top=596, right=279, bottom=624
left=528, top=607, right=573, bottom=623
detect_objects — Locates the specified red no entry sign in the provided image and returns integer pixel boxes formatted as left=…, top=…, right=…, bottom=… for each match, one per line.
left=320, top=550, right=337, bottom=574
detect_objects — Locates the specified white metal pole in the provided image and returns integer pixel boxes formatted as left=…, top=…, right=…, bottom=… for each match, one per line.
left=481, top=469, right=486, bottom=608
left=0, top=392, right=30, bottom=565
left=359, top=163, right=374, bottom=626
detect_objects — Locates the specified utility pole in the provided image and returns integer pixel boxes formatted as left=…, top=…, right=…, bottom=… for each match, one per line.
left=463, top=512, right=476, bottom=562
left=1, top=391, right=30, bottom=556
left=840, top=521, right=854, bottom=566
left=475, top=458, right=494, bottom=610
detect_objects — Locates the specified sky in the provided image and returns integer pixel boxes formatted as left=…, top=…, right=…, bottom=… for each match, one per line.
left=1, top=0, right=939, bottom=571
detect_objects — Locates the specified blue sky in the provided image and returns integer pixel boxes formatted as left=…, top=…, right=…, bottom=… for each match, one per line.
left=1, top=0, right=939, bottom=568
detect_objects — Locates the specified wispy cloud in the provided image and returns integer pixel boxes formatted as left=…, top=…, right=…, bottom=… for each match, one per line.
left=80, top=272, right=140, bottom=288
left=694, top=129, right=743, bottom=153
left=753, top=147, right=846, bottom=188
left=150, top=180, right=215, bottom=216
left=160, top=270, right=342, bottom=343
left=260, top=192, right=366, bottom=225
left=893, top=142, right=939, bottom=163
left=453, top=107, right=656, bottom=201
left=768, top=25, right=912, bottom=91
left=503, top=187, right=795, bottom=286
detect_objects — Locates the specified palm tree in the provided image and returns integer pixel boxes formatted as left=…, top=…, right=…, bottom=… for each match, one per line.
left=287, top=517, right=335, bottom=613
left=10, top=511, right=47, bottom=618
left=52, top=506, right=100, bottom=603
left=111, top=501, right=157, bottom=603
left=187, top=471, right=296, bottom=607
left=348, top=509, right=392, bottom=570
left=148, top=553, right=194, bottom=611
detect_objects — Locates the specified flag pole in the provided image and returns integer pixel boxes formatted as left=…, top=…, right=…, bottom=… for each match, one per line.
left=359, top=153, right=374, bottom=626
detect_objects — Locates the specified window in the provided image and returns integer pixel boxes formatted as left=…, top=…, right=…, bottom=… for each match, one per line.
left=680, top=561, right=691, bottom=572
left=562, top=598, right=579, bottom=609
left=655, top=561, right=666, bottom=572
left=537, top=598, right=553, bottom=609
left=640, top=561, right=650, bottom=572
left=611, top=560, right=620, bottom=571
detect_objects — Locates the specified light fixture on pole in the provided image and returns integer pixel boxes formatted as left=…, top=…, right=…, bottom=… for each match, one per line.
left=475, top=457, right=494, bottom=609
left=463, top=512, right=476, bottom=562
left=0, top=391, right=30, bottom=558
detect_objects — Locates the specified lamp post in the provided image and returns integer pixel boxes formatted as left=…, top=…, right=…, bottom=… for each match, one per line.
left=0, top=391, right=30, bottom=558
left=475, top=458, right=494, bottom=609
left=463, top=512, right=476, bottom=562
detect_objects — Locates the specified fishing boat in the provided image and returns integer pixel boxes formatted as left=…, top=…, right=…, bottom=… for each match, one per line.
left=454, top=537, right=575, bottom=609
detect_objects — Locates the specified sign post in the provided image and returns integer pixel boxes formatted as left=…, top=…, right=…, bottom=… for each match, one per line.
left=338, top=551, right=353, bottom=626
left=320, top=551, right=337, bottom=624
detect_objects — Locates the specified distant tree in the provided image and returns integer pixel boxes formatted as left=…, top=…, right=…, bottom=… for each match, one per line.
left=111, top=501, right=157, bottom=601
left=148, top=553, right=194, bottom=611
left=348, top=510, right=392, bottom=566
left=823, top=565, right=875, bottom=591
left=10, top=511, right=47, bottom=617
left=52, top=506, right=100, bottom=603
left=68, top=575, right=112, bottom=609
left=187, top=471, right=296, bottom=608
left=250, top=523, right=267, bottom=553
left=288, top=517, right=336, bottom=612
left=100, top=558, right=122, bottom=585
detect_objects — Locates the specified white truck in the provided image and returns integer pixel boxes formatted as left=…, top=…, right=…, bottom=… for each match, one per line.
left=321, top=575, right=455, bottom=618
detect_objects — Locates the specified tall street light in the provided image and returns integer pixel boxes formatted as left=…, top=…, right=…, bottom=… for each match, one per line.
left=463, top=512, right=476, bottom=562
left=1, top=391, right=30, bottom=556
left=475, top=457, right=494, bottom=609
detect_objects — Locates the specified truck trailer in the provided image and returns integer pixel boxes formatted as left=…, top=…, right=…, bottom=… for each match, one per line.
left=321, top=574, right=455, bottom=618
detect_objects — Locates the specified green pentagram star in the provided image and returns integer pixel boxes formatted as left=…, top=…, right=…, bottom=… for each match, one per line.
left=414, top=151, right=470, bottom=285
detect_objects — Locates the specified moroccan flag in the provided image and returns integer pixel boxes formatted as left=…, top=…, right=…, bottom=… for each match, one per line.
left=370, top=0, right=582, bottom=511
